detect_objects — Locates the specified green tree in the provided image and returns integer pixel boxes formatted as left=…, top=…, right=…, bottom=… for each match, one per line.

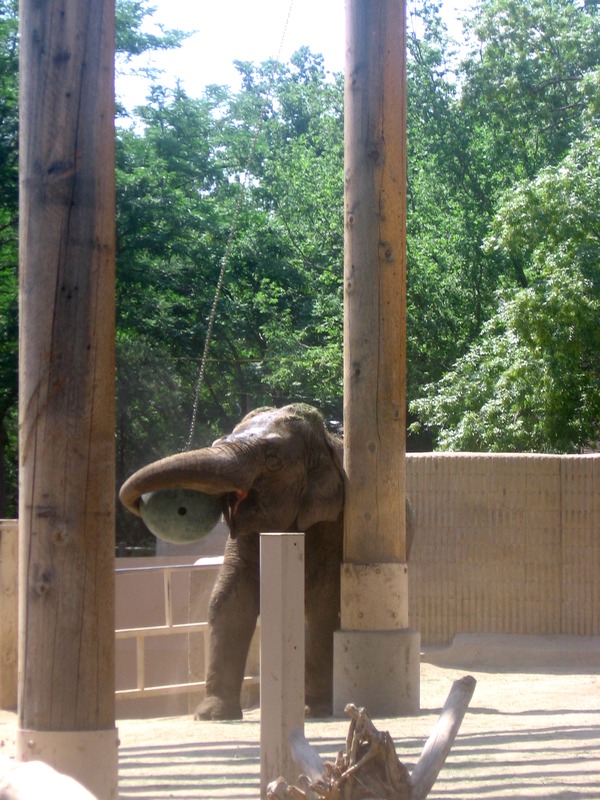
left=407, top=0, right=600, bottom=362
left=220, top=49, right=345, bottom=420
left=453, top=0, right=600, bottom=300
left=5, top=0, right=598, bottom=525
left=114, top=48, right=345, bottom=485
left=115, top=0, right=186, bottom=59
left=0, top=0, right=185, bottom=516
left=115, top=83, right=233, bottom=492
left=411, top=94, right=600, bottom=452
left=406, top=0, right=478, bottom=391
left=0, top=0, right=19, bottom=515
left=408, top=0, right=600, bottom=451
left=462, top=0, right=600, bottom=182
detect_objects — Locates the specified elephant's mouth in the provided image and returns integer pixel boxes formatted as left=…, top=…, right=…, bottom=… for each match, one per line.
left=222, top=489, right=250, bottom=536
left=222, top=486, right=284, bottom=538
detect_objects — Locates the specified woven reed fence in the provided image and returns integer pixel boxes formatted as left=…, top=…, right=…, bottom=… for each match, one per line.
left=406, top=453, right=599, bottom=646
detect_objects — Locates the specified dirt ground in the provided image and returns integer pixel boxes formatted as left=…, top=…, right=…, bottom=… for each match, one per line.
left=1, top=634, right=599, bottom=799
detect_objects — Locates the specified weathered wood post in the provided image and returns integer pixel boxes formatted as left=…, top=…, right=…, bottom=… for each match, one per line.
left=333, top=0, right=420, bottom=715
left=260, top=533, right=305, bottom=797
left=0, top=519, right=18, bottom=710
left=17, top=0, right=118, bottom=796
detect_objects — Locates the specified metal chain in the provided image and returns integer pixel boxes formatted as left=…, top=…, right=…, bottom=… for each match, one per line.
left=185, top=0, right=296, bottom=451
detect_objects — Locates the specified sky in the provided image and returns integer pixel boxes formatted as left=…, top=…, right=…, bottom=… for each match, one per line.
left=116, top=0, right=470, bottom=111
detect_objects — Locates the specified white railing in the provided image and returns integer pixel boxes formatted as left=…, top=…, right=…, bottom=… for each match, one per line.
left=115, top=560, right=259, bottom=701
left=116, top=563, right=208, bottom=700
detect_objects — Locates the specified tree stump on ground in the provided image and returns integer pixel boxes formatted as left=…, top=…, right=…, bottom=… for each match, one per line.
left=267, top=676, right=476, bottom=800
left=268, top=703, right=410, bottom=799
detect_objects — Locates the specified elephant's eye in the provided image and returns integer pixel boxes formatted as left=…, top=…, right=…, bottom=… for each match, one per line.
left=264, top=447, right=283, bottom=471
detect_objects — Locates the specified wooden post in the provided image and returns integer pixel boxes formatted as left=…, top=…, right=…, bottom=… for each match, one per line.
left=17, top=1, right=118, bottom=797
left=260, top=533, right=305, bottom=797
left=333, top=0, right=420, bottom=715
left=0, top=520, right=18, bottom=710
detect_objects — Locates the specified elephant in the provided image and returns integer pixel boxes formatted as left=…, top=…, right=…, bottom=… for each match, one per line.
left=120, top=403, right=345, bottom=720
left=120, top=402, right=414, bottom=720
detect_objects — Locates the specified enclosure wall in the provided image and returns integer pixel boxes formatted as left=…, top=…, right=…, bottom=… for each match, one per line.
left=407, top=453, right=599, bottom=646
left=2, top=454, right=598, bottom=714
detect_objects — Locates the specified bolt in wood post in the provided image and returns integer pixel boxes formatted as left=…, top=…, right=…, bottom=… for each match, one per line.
left=333, top=0, right=420, bottom=716
left=17, top=0, right=118, bottom=796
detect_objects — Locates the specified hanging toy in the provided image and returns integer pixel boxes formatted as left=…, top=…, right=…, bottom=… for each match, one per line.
left=139, top=489, right=222, bottom=544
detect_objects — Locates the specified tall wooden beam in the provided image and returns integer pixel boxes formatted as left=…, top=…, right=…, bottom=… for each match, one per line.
left=17, top=0, right=118, bottom=796
left=333, top=0, right=420, bottom=715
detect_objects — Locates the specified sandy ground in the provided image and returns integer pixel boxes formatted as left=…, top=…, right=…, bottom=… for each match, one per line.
left=1, top=635, right=599, bottom=799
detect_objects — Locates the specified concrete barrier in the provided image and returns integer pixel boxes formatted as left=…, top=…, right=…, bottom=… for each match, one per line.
left=407, top=453, right=599, bottom=645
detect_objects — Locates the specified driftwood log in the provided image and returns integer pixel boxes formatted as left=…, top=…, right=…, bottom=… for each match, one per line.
left=267, top=676, right=476, bottom=800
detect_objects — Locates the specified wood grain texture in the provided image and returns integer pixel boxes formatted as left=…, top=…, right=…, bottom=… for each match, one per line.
left=18, top=0, right=116, bottom=731
left=343, top=0, right=407, bottom=562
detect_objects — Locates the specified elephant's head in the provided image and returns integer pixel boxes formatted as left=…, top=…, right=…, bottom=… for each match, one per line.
left=119, top=403, right=344, bottom=538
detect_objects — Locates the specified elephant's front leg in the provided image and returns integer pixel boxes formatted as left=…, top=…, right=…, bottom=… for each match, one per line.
left=305, top=577, right=340, bottom=717
left=194, top=533, right=260, bottom=720
left=304, top=530, right=342, bottom=717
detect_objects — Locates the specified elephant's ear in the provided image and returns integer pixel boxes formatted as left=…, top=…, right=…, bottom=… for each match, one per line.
left=297, top=437, right=344, bottom=530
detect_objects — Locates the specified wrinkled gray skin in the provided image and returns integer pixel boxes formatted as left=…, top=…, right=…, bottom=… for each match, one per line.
left=120, top=403, right=345, bottom=720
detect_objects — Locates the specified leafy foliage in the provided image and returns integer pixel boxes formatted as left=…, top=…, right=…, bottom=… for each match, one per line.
left=115, top=50, right=345, bottom=498
left=409, top=0, right=600, bottom=453
left=1, top=0, right=599, bottom=532
left=0, top=0, right=187, bottom=518
left=0, top=0, right=18, bottom=515
left=412, top=98, right=600, bottom=452
left=115, top=0, right=187, bottom=58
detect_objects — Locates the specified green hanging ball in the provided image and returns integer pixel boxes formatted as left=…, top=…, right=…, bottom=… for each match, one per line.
left=139, top=489, right=222, bottom=544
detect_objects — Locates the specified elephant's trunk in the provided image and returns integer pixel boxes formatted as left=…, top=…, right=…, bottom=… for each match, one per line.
left=119, top=445, right=259, bottom=517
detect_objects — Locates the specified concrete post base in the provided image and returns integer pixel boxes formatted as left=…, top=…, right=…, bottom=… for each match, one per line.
left=333, top=628, right=420, bottom=716
left=16, top=727, right=119, bottom=799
